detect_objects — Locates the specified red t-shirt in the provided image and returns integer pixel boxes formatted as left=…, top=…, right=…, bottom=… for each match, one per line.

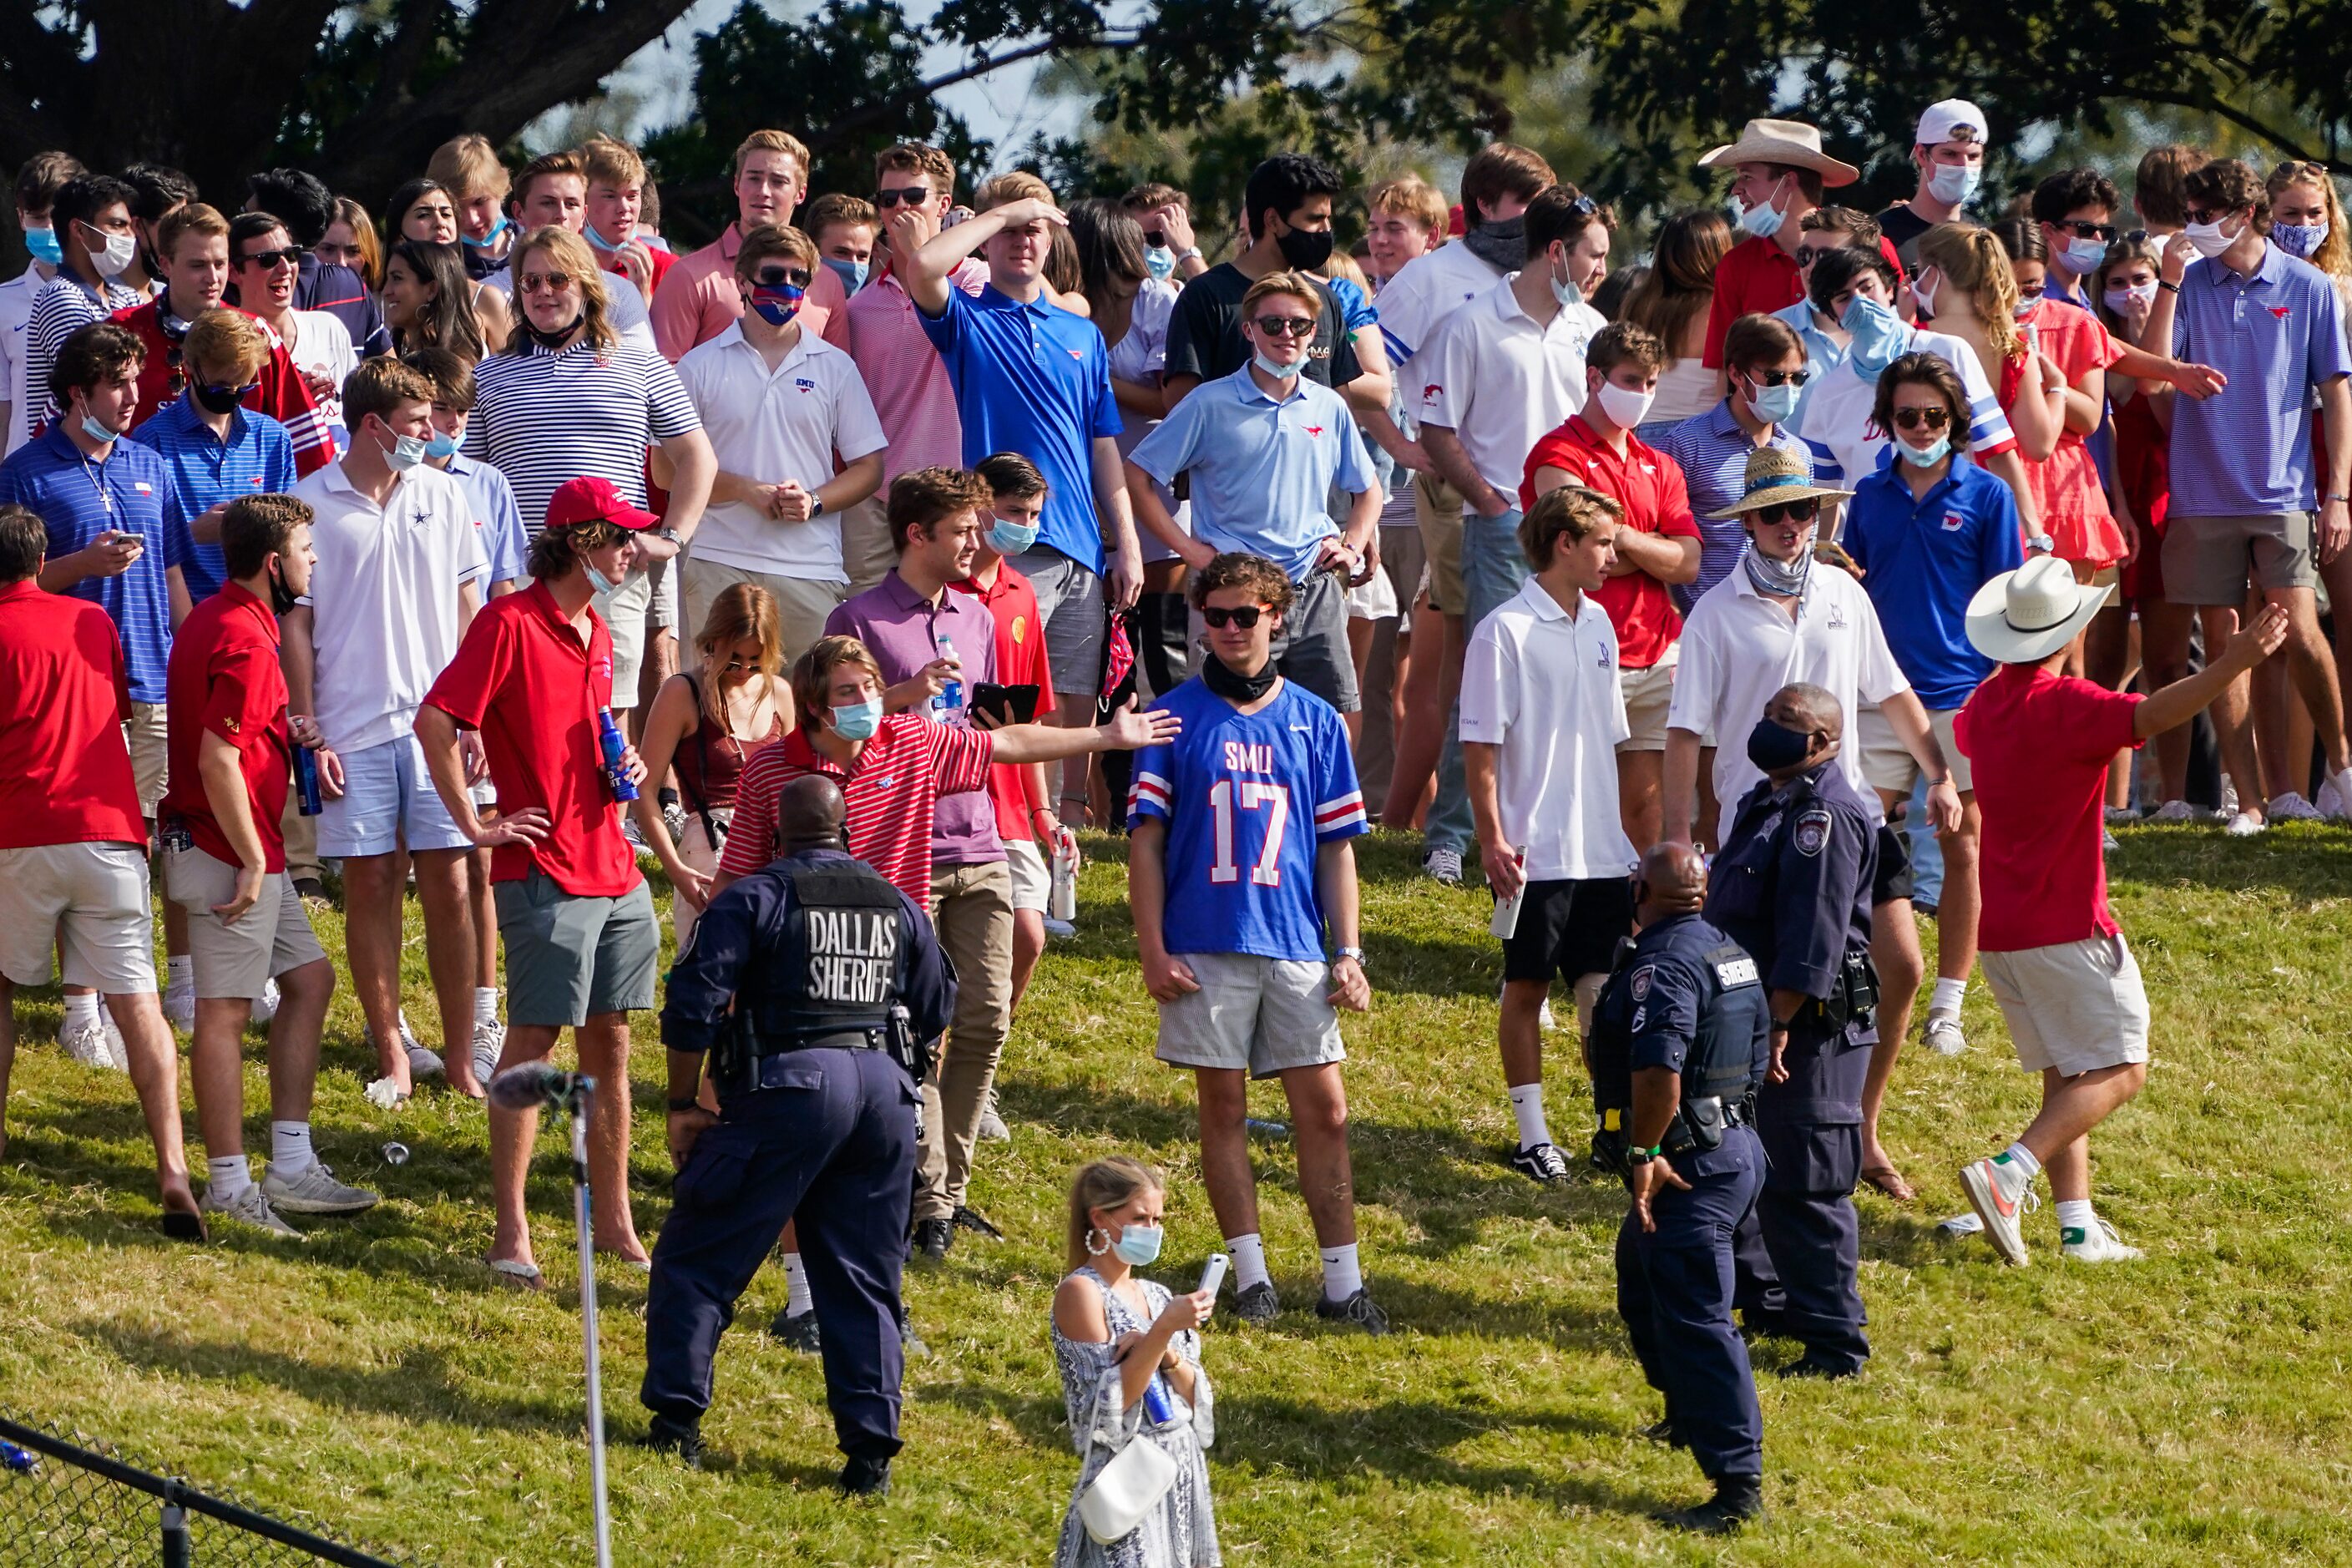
left=719, top=713, right=994, bottom=905
left=951, top=560, right=1060, bottom=843
left=111, top=301, right=334, bottom=475
left=163, top=583, right=291, bottom=871
left=422, top=581, right=640, bottom=898
left=0, top=580, right=144, bottom=849
left=1519, top=415, right=1701, bottom=667
left=1955, top=663, right=2143, bottom=952
left=1702, top=231, right=1909, bottom=367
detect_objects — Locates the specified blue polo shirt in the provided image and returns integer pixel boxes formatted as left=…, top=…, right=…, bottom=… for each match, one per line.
left=131, top=395, right=296, bottom=605
left=2171, top=242, right=2352, bottom=517
left=1127, top=365, right=1377, bottom=582
left=1771, top=299, right=1846, bottom=432
left=0, top=426, right=179, bottom=701
left=1841, top=450, right=2024, bottom=709
left=1657, top=398, right=1812, bottom=611
left=442, top=452, right=529, bottom=586
left=918, top=284, right=1121, bottom=573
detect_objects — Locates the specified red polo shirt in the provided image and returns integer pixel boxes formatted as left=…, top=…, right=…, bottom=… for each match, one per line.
left=422, top=580, right=640, bottom=898
left=163, top=582, right=291, bottom=871
left=951, top=559, right=1060, bottom=842
left=1702, top=231, right=1908, bottom=367
left=719, top=713, right=994, bottom=904
left=1519, top=415, right=1701, bottom=668
left=0, top=580, right=144, bottom=849
left=110, top=300, right=334, bottom=475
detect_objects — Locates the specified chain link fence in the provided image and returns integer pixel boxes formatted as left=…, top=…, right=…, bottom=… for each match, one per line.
left=0, top=1411, right=417, bottom=1567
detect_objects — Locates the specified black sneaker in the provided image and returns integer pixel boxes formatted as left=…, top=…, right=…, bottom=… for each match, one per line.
left=1778, top=1353, right=1863, bottom=1381
left=1314, top=1287, right=1390, bottom=1335
left=911, top=1216, right=953, bottom=1261
left=898, top=1301, right=931, bottom=1359
left=1640, top=1416, right=1684, bottom=1448
left=949, top=1204, right=1004, bottom=1241
left=1228, top=1280, right=1281, bottom=1323
left=840, top=1454, right=891, bottom=1497
left=769, top=1307, right=822, bottom=1353
left=1657, top=1474, right=1763, bottom=1534
left=640, top=1414, right=703, bottom=1469
left=1510, top=1141, right=1572, bottom=1184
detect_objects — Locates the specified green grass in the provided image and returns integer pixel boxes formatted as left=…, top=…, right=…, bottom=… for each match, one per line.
left=5, top=827, right=2352, bottom=1565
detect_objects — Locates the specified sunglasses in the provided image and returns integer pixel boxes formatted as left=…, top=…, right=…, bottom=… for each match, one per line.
left=1742, top=367, right=1809, bottom=387
left=238, top=246, right=301, bottom=271
left=1794, top=245, right=1844, bottom=268
left=754, top=266, right=812, bottom=290
left=1753, top=498, right=1819, bottom=524
left=1201, top=604, right=1267, bottom=629
left=518, top=271, right=576, bottom=295
left=1251, top=316, right=1316, bottom=339
left=1565, top=194, right=1599, bottom=218
left=874, top=187, right=931, bottom=209
left=1893, top=406, right=1953, bottom=432
left=2183, top=206, right=2235, bottom=226
left=2052, top=220, right=2118, bottom=242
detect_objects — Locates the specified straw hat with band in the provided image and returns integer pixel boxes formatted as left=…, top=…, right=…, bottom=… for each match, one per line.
left=1697, top=119, right=1860, bottom=188
left=1965, top=555, right=2114, bottom=665
left=1705, top=447, right=1855, bottom=519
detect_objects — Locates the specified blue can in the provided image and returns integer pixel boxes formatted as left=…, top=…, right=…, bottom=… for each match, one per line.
left=1141, top=1373, right=1175, bottom=1424
left=597, top=708, right=639, bottom=802
left=292, top=744, right=322, bottom=817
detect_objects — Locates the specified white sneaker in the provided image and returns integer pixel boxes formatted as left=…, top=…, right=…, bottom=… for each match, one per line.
left=99, top=1010, right=129, bottom=1070
left=261, top=1160, right=380, bottom=1216
left=406, top=1044, right=446, bottom=1080
left=1041, top=917, right=1077, bottom=938
left=2061, top=1216, right=2143, bottom=1262
left=202, top=1181, right=302, bottom=1237
left=2148, top=799, right=2198, bottom=824
left=2102, top=828, right=2120, bottom=852
left=1538, top=998, right=1559, bottom=1032
left=2224, top=812, right=2266, bottom=837
left=163, top=985, right=195, bottom=1031
left=1922, top=1011, right=1967, bottom=1055
left=2324, top=772, right=2352, bottom=822
left=471, top=1019, right=505, bottom=1087
left=1423, top=845, right=1464, bottom=885
left=251, top=976, right=281, bottom=1024
left=61, top=1016, right=121, bottom=1070
left=1958, top=1155, right=2038, bottom=1267
left=2267, top=791, right=2323, bottom=822
left=2103, top=805, right=2140, bottom=826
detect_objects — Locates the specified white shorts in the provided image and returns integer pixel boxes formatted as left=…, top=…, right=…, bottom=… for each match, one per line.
left=1858, top=703, right=1974, bottom=796
left=1980, top=933, right=2150, bottom=1077
left=0, top=841, right=157, bottom=993
left=318, top=734, right=474, bottom=859
left=1004, top=837, right=1050, bottom=914
left=1156, top=952, right=1347, bottom=1079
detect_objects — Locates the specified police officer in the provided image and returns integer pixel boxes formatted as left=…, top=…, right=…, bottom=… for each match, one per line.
left=1596, top=842, right=1773, bottom=1535
left=642, top=775, right=957, bottom=1495
left=1704, top=681, right=1879, bottom=1382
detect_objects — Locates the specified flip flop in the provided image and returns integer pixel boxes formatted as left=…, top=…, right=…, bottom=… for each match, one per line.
left=1860, top=1164, right=1917, bottom=1203
left=488, top=1257, right=545, bottom=1290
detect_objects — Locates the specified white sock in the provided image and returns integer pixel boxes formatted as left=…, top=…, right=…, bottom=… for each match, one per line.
left=785, top=1252, right=814, bottom=1316
left=270, top=1120, right=315, bottom=1178
left=1929, top=977, right=1967, bottom=1016
left=1508, top=1083, right=1551, bottom=1151
left=1998, top=1141, right=2041, bottom=1181
left=207, top=1155, right=253, bottom=1199
left=1319, top=1242, right=1363, bottom=1302
left=474, top=987, right=500, bottom=1027
left=2056, top=1198, right=2097, bottom=1235
left=63, top=992, right=101, bottom=1034
left=166, top=955, right=193, bottom=993
left=1226, top=1233, right=1270, bottom=1292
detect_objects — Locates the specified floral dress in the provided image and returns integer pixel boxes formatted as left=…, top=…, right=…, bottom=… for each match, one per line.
left=1051, top=1267, right=1221, bottom=1568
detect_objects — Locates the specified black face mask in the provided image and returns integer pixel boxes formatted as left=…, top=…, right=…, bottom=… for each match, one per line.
left=519, top=311, right=584, bottom=351
left=1746, top=716, right=1818, bottom=775
left=1201, top=650, right=1279, bottom=704
left=191, top=382, right=247, bottom=415
left=1274, top=223, right=1334, bottom=274
left=266, top=559, right=300, bottom=615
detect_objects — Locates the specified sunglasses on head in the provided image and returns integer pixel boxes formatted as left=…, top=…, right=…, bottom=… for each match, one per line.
left=1201, top=604, right=1267, bottom=629
left=2053, top=220, right=2118, bottom=241
left=875, top=187, right=931, bottom=209
left=754, top=266, right=812, bottom=290
left=1893, top=406, right=1952, bottom=432
left=1252, top=315, right=1316, bottom=339
left=1565, top=194, right=1599, bottom=218
left=1753, top=498, right=1819, bottom=524
left=239, top=246, right=301, bottom=271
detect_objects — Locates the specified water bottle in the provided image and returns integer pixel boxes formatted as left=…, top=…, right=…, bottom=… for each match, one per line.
left=933, top=634, right=963, bottom=719
left=596, top=708, right=639, bottom=802
left=291, top=742, right=322, bottom=817
left=1049, top=835, right=1078, bottom=922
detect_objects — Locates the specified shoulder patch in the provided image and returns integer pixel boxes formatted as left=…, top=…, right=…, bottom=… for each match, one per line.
left=1629, top=964, right=1654, bottom=1000
left=1714, top=954, right=1759, bottom=988
left=1793, top=805, right=1832, bottom=857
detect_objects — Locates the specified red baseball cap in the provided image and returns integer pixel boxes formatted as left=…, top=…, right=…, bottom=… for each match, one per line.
left=544, top=475, right=660, bottom=532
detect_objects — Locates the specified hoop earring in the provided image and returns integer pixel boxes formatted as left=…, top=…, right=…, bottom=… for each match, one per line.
left=1085, top=1226, right=1113, bottom=1257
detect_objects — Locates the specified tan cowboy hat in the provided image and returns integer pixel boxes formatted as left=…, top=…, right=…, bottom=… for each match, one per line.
left=1706, top=447, right=1855, bottom=519
left=1965, top=555, right=2116, bottom=665
left=1697, top=118, right=1860, bottom=187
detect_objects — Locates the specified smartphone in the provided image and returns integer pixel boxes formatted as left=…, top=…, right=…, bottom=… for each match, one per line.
left=1489, top=847, right=1528, bottom=939
left=1197, top=1252, right=1228, bottom=1300
left=971, top=682, right=1040, bottom=726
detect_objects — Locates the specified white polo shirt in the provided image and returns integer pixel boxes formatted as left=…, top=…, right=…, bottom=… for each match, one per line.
left=1417, top=277, right=1605, bottom=509
left=1793, top=326, right=2016, bottom=488
left=291, top=459, right=488, bottom=755
left=1373, top=240, right=1507, bottom=364
left=483, top=264, right=658, bottom=356
left=1668, top=561, right=1909, bottom=840
left=1459, top=576, right=1636, bottom=881
left=675, top=322, right=888, bottom=581
left=0, top=260, right=44, bottom=455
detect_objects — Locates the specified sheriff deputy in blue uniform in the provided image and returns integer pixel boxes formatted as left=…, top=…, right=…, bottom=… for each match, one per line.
left=641, top=775, right=957, bottom=1496
left=1705, top=681, right=1879, bottom=1382
left=1595, top=841, right=1773, bottom=1535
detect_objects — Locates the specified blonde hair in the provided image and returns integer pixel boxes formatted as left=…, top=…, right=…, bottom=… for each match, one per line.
left=975, top=171, right=1054, bottom=214
left=695, top=582, right=787, bottom=731
left=2268, top=160, right=2350, bottom=284
left=1916, top=221, right=2021, bottom=363
left=428, top=134, right=510, bottom=202
left=579, top=134, right=647, bottom=192
left=504, top=226, right=617, bottom=353
left=732, top=129, right=811, bottom=185
left=1367, top=174, right=1448, bottom=235
left=183, top=308, right=266, bottom=384
left=1065, top=1156, right=1164, bottom=1267
left=331, top=196, right=382, bottom=289
left=792, top=635, right=888, bottom=732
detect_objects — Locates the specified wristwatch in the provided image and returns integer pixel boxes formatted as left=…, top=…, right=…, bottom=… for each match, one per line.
left=1173, top=246, right=1201, bottom=263
left=1335, top=945, right=1368, bottom=969
left=1626, top=1144, right=1660, bottom=1168
left=665, top=1096, right=703, bottom=1113
left=656, top=527, right=682, bottom=544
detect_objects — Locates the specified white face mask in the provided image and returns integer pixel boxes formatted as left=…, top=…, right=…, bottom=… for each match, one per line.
left=1909, top=270, right=1940, bottom=320
left=2102, top=281, right=2158, bottom=315
left=1593, top=378, right=1655, bottom=431
left=2183, top=216, right=2238, bottom=259
left=83, top=223, right=137, bottom=280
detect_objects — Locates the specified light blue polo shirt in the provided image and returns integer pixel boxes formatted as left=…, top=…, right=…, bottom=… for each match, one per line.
left=1126, top=364, right=1377, bottom=582
left=131, top=395, right=297, bottom=604
left=1657, top=398, right=1812, bottom=611
left=919, top=283, right=1121, bottom=573
left=2170, top=242, right=2352, bottom=517
left=442, top=452, right=529, bottom=586
left=1841, top=449, right=2024, bottom=710
left=0, top=425, right=180, bottom=701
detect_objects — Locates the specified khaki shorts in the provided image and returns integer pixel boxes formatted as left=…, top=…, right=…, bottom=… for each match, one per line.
left=1004, top=836, right=1050, bottom=914
left=837, top=493, right=901, bottom=596
left=125, top=701, right=168, bottom=817
left=1616, top=653, right=1677, bottom=752
left=604, top=569, right=655, bottom=709
left=1857, top=702, right=1974, bottom=796
left=647, top=551, right=680, bottom=630
left=0, top=841, right=156, bottom=993
left=680, top=554, right=850, bottom=673
left=164, top=846, right=326, bottom=999
left=1156, top=951, right=1346, bottom=1079
left=1414, top=473, right=1467, bottom=616
left=1980, top=933, right=2150, bottom=1077
left=2162, top=512, right=2316, bottom=605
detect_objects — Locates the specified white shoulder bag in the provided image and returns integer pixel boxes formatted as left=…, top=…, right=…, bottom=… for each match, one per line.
left=1078, top=1423, right=1178, bottom=1545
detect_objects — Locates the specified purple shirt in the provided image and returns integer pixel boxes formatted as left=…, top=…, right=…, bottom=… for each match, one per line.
left=825, top=572, right=1004, bottom=866
left=2170, top=241, right=2352, bottom=517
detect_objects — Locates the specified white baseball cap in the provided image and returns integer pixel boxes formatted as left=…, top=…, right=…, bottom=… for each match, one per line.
left=1915, top=99, right=1989, bottom=149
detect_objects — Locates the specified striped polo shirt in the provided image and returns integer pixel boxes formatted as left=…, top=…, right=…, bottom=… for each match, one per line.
left=23, top=272, right=143, bottom=429
left=2169, top=242, right=2352, bottom=517
left=465, top=335, right=701, bottom=533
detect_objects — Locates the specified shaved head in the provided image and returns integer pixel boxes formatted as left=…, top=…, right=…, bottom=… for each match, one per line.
left=1635, top=841, right=1707, bottom=921
left=1770, top=682, right=1843, bottom=740
left=779, top=774, right=848, bottom=855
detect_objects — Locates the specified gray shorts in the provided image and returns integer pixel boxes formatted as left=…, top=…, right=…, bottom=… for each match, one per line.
left=493, top=868, right=660, bottom=1028
left=2162, top=512, right=2316, bottom=604
left=1188, top=567, right=1360, bottom=713
left=1013, top=544, right=1105, bottom=700
left=1156, top=951, right=1347, bottom=1078
left=164, top=846, right=326, bottom=999
left=0, top=841, right=155, bottom=993
left=1980, top=933, right=2151, bottom=1077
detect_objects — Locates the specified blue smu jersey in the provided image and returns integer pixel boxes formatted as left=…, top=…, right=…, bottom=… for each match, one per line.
left=1126, top=678, right=1368, bottom=963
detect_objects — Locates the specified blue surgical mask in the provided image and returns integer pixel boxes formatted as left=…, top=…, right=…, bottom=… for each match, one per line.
left=1841, top=296, right=1908, bottom=376
left=1926, top=162, right=1980, bottom=206
left=822, top=256, right=868, bottom=295
left=1897, top=434, right=1952, bottom=468
left=2060, top=236, right=2108, bottom=277
left=830, top=696, right=883, bottom=741
left=587, top=559, right=626, bottom=604
left=78, top=411, right=117, bottom=446
left=1550, top=260, right=1583, bottom=308
left=1745, top=377, right=1801, bottom=425
left=584, top=221, right=626, bottom=253
left=1252, top=351, right=1298, bottom=381
left=987, top=516, right=1039, bottom=556
left=2272, top=220, right=2329, bottom=260
left=1143, top=245, right=1177, bottom=281
left=23, top=224, right=62, bottom=267
left=463, top=215, right=511, bottom=250
left=1112, top=1223, right=1164, bottom=1267
left=424, top=430, right=462, bottom=460
left=1732, top=184, right=1788, bottom=240
left=749, top=281, right=804, bottom=327
left=1746, top=716, right=1816, bottom=774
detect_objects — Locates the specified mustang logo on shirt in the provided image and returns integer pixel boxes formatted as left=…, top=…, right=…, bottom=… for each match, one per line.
left=1303, top=426, right=1324, bottom=437
left=1942, top=512, right=1965, bottom=531
left=1422, top=383, right=1443, bottom=402
left=2269, top=306, right=2292, bottom=320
